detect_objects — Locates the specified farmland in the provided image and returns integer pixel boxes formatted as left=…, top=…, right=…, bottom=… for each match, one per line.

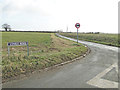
left=2, top=32, right=88, bottom=82
left=60, top=33, right=120, bottom=47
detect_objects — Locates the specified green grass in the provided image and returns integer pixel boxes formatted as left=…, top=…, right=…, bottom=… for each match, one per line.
left=2, top=32, right=51, bottom=48
left=2, top=32, right=87, bottom=82
left=60, top=33, right=120, bottom=47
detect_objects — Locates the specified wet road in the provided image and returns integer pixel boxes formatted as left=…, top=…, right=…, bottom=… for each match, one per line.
left=3, top=34, right=119, bottom=88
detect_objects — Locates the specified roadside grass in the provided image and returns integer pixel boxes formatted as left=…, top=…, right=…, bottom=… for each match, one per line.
left=59, top=33, right=120, bottom=47
left=2, top=32, right=88, bottom=82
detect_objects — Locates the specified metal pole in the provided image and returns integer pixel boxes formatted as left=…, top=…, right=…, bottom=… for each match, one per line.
left=27, top=42, right=29, bottom=56
left=77, top=28, right=78, bottom=43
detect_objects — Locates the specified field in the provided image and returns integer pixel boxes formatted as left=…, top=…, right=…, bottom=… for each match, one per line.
left=60, top=33, right=120, bottom=47
left=2, top=32, right=88, bottom=82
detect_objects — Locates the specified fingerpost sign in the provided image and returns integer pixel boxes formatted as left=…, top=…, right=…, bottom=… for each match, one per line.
left=75, top=23, right=80, bottom=43
left=7, top=42, right=29, bottom=56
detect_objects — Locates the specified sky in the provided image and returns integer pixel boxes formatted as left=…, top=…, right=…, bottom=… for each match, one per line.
left=0, top=0, right=119, bottom=33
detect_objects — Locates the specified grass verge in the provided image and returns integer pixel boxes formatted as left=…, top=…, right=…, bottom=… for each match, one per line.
left=59, top=33, right=120, bottom=47
left=2, top=32, right=88, bottom=82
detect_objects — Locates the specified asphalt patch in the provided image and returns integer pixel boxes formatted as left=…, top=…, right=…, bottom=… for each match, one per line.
left=101, top=67, right=118, bottom=82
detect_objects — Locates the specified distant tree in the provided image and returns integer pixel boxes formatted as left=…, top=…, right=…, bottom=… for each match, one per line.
left=2, top=23, right=11, bottom=31
left=95, top=32, right=100, bottom=34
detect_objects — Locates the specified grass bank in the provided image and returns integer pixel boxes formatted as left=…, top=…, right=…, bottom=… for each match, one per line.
left=2, top=32, right=88, bottom=82
left=59, top=33, right=120, bottom=47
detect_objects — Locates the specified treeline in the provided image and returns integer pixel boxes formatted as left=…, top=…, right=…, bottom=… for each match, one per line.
left=62, top=32, right=101, bottom=34
left=1, top=30, right=61, bottom=33
left=85, top=32, right=100, bottom=34
left=0, top=30, right=100, bottom=34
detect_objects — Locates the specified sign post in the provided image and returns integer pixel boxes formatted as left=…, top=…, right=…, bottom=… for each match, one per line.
left=75, top=23, right=80, bottom=43
left=27, top=42, right=29, bottom=56
left=7, top=42, right=29, bottom=56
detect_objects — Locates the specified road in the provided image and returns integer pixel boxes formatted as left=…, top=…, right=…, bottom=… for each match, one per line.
left=2, top=34, right=119, bottom=88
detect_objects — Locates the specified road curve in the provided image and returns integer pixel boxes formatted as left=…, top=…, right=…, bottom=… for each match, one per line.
left=3, top=34, right=119, bottom=88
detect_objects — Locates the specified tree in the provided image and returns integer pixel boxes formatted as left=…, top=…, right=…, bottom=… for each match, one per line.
left=2, top=23, right=11, bottom=31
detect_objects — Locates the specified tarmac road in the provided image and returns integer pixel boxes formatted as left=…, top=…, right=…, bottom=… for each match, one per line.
left=2, top=34, right=119, bottom=88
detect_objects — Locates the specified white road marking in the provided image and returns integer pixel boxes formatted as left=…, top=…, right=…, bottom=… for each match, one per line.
left=56, top=34, right=119, bottom=88
left=87, top=63, right=118, bottom=88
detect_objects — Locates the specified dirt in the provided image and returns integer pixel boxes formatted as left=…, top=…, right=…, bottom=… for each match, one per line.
left=50, top=34, right=74, bottom=48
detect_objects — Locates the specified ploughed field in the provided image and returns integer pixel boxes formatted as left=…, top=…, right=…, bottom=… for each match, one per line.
left=2, top=32, right=88, bottom=82
left=60, top=33, right=120, bottom=47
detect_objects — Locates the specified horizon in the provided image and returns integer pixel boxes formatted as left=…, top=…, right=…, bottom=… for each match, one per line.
left=0, top=28, right=119, bottom=34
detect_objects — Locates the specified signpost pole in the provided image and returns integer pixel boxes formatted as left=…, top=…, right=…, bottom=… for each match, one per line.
left=77, top=28, right=78, bottom=43
left=75, top=23, right=80, bottom=44
left=27, top=42, right=29, bottom=56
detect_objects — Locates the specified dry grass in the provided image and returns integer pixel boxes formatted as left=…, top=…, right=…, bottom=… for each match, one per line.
left=50, top=33, right=74, bottom=50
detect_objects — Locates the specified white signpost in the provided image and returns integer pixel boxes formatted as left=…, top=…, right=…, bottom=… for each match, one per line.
left=7, top=42, right=29, bottom=56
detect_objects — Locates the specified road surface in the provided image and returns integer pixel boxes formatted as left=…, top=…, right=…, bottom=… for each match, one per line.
left=2, top=34, right=119, bottom=88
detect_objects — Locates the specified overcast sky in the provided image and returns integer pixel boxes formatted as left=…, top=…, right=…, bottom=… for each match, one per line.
left=0, top=0, right=119, bottom=33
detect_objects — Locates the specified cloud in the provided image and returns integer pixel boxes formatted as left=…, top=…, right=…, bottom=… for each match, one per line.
left=1, top=0, right=56, bottom=17
left=0, top=0, right=118, bottom=33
